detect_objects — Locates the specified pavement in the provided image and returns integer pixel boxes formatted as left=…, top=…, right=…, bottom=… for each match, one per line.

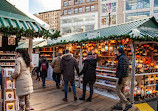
left=30, top=77, right=139, bottom=111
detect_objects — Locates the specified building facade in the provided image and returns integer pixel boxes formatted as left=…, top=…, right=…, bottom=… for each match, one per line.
left=60, top=0, right=99, bottom=35
left=35, top=10, right=61, bottom=31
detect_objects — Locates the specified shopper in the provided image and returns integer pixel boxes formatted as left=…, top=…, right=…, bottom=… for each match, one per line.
left=51, top=53, right=62, bottom=89
left=60, top=49, right=79, bottom=102
left=113, top=47, right=132, bottom=111
left=39, top=56, right=49, bottom=88
left=10, top=49, right=34, bottom=111
left=78, top=52, right=97, bottom=102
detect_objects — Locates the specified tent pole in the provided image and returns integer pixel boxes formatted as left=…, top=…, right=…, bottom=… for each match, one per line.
left=28, top=38, right=33, bottom=60
left=79, top=44, right=83, bottom=88
left=130, top=42, right=136, bottom=104
left=53, top=47, right=55, bottom=60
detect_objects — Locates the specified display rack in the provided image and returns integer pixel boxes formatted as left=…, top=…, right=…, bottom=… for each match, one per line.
left=2, top=68, right=19, bottom=111
left=39, top=47, right=53, bottom=62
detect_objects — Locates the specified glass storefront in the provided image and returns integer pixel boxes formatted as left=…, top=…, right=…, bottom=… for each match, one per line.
left=102, top=2, right=116, bottom=13
left=73, top=26, right=84, bottom=33
left=125, top=11, right=150, bottom=22
left=62, top=19, right=72, bottom=24
left=85, top=25, right=95, bottom=31
left=155, top=0, right=158, bottom=7
left=126, top=0, right=150, bottom=10
left=85, top=15, right=95, bottom=21
left=62, top=27, right=71, bottom=35
left=154, top=10, right=158, bottom=21
left=73, top=17, right=84, bottom=22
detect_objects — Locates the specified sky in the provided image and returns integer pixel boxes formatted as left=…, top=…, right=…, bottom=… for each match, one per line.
left=29, top=0, right=61, bottom=14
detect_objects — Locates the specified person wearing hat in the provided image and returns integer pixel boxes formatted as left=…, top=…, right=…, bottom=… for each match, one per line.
left=113, top=47, right=132, bottom=111
left=51, top=53, right=62, bottom=89
left=78, top=52, right=97, bottom=102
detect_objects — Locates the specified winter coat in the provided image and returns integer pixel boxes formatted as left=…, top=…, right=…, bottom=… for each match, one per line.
left=11, top=57, right=34, bottom=96
left=79, top=59, right=97, bottom=84
left=60, top=53, right=79, bottom=81
left=39, top=58, right=49, bottom=78
left=51, top=56, right=61, bottom=73
left=116, top=53, right=129, bottom=79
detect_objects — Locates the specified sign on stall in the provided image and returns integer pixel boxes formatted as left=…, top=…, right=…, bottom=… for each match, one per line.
left=32, top=54, right=39, bottom=67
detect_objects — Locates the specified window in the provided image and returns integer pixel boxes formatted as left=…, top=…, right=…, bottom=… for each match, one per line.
left=79, top=0, right=83, bottom=3
left=68, top=0, right=71, bottom=5
left=102, top=0, right=106, bottom=1
left=74, top=8, right=78, bottom=14
left=102, top=4, right=106, bottom=13
left=154, top=10, right=158, bottom=21
left=79, top=7, right=83, bottom=13
left=155, top=0, right=158, bottom=7
left=105, top=2, right=116, bottom=13
left=126, top=0, right=150, bottom=10
left=86, top=0, right=90, bottom=2
left=74, top=0, right=78, bottom=4
left=91, top=0, right=95, bottom=1
left=64, top=1, right=67, bottom=6
left=86, top=6, right=90, bottom=12
left=64, top=10, right=67, bottom=15
left=102, top=17, right=106, bottom=25
left=125, top=11, right=150, bottom=22
left=68, top=9, right=71, bottom=14
left=91, top=6, right=95, bottom=11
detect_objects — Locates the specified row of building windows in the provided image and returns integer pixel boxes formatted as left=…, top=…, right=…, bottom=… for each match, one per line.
left=64, top=6, right=95, bottom=15
left=64, top=0, right=95, bottom=6
left=126, top=0, right=158, bottom=10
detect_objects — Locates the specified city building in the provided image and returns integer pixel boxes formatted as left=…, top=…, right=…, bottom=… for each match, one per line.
left=60, top=0, right=99, bottom=35
left=34, top=10, right=61, bottom=31
left=100, top=0, right=124, bottom=28
left=124, top=0, right=158, bottom=22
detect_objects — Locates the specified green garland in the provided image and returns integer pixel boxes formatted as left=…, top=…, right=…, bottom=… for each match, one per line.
left=0, top=26, right=60, bottom=40
left=38, top=34, right=158, bottom=48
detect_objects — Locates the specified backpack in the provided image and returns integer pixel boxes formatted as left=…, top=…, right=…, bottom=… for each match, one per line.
left=41, top=62, right=47, bottom=71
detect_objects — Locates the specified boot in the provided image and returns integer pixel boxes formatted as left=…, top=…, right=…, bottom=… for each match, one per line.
left=62, top=98, right=68, bottom=102
left=79, top=96, right=85, bottom=101
left=74, top=96, right=77, bottom=101
left=87, top=97, right=92, bottom=102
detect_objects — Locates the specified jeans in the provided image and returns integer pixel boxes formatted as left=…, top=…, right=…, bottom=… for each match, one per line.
left=64, top=81, right=76, bottom=98
left=82, top=82, right=94, bottom=99
left=41, top=77, right=45, bottom=86
left=53, top=72, right=61, bottom=86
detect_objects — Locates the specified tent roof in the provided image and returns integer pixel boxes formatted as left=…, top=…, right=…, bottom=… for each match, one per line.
left=49, top=17, right=158, bottom=45
left=0, top=0, right=44, bottom=32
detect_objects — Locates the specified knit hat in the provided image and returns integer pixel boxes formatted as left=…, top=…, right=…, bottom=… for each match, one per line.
left=117, top=47, right=124, bottom=53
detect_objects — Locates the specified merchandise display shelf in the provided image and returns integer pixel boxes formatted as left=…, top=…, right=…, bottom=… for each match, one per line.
left=95, top=82, right=116, bottom=89
left=96, top=69, right=116, bottom=73
left=0, top=59, right=15, bottom=61
left=0, top=54, right=16, bottom=56
left=135, top=72, right=158, bottom=76
left=96, top=75, right=118, bottom=80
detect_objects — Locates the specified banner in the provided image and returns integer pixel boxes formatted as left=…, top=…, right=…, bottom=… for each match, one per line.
left=32, top=54, right=39, bottom=67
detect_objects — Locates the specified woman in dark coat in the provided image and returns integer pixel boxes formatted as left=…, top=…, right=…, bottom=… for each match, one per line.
left=39, top=56, right=49, bottom=88
left=78, top=52, right=97, bottom=102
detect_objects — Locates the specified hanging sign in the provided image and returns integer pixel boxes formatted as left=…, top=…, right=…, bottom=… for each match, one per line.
left=32, top=54, right=39, bottom=67
left=8, top=37, right=15, bottom=45
left=0, top=35, right=2, bottom=47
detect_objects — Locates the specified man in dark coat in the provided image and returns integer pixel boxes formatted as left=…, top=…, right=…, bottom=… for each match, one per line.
left=78, top=52, right=97, bottom=102
left=113, top=47, right=132, bottom=111
left=60, top=49, right=79, bottom=102
left=39, top=56, right=49, bottom=88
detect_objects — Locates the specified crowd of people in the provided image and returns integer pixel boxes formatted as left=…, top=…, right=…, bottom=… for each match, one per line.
left=9, top=47, right=136, bottom=111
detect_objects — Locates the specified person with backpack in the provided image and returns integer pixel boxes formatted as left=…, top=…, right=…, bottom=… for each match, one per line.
left=78, top=52, right=97, bottom=102
left=39, top=56, right=49, bottom=88
left=60, top=49, right=79, bottom=102
left=51, top=53, right=62, bottom=89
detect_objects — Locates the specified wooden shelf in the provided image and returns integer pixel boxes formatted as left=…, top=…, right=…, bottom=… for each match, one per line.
left=145, top=84, right=156, bottom=87
left=96, top=75, right=118, bottom=80
left=96, top=69, right=116, bottom=73
left=40, top=51, right=53, bottom=52
left=95, top=82, right=116, bottom=89
left=0, top=59, right=15, bottom=61
left=0, top=54, right=15, bottom=56
left=97, top=66, right=116, bottom=70
left=5, top=99, right=16, bottom=102
left=1, top=65, right=14, bottom=67
left=40, top=55, right=51, bottom=57
left=135, top=72, right=158, bottom=76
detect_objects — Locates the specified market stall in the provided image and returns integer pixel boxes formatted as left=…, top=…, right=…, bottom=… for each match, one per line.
left=40, top=17, right=158, bottom=104
left=0, top=0, right=54, bottom=110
